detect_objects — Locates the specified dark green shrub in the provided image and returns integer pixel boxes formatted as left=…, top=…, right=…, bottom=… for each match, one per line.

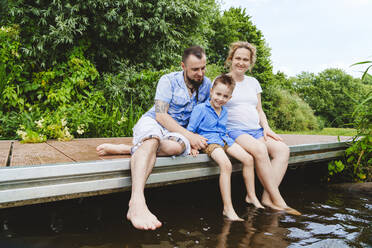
left=264, top=86, right=319, bottom=131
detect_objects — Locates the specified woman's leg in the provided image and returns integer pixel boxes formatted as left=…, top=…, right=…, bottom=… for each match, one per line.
left=226, top=143, right=264, bottom=209
left=210, top=148, right=243, bottom=221
left=235, top=134, right=288, bottom=210
left=259, top=137, right=289, bottom=207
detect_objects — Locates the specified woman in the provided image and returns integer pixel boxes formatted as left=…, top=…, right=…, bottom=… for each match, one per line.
left=225, top=41, right=299, bottom=214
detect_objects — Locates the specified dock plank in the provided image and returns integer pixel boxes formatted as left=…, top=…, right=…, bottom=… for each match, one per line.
left=47, top=137, right=132, bottom=162
left=281, top=134, right=351, bottom=146
left=0, top=141, right=13, bottom=167
left=11, top=142, right=74, bottom=166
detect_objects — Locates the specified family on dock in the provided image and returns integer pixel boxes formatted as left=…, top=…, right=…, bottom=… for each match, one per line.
left=96, top=42, right=301, bottom=230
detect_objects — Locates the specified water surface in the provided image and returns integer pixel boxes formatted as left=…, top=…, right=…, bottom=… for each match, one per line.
left=0, top=165, right=371, bottom=247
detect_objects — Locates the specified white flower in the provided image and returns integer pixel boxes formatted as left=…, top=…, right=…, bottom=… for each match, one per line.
left=61, top=118, right=67, bottom=127
left=34, top=118, right=44, bottom=128
left=117, top=116, right=127, bottom=125
left=16, top=130, right=27, bottom=140
left=77, top=124, right=85, bottom=135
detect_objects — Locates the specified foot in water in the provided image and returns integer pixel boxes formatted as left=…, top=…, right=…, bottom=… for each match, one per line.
left=245, top=195, right=265, bottom=209
left=96, top=144, right=131, bottom=156
left=284, top=207, right=301, bottom=216
left=223, top=209, right=244, bottom=221
left=262, top=199, right=302, bottom=216
left=127, top=201, right=162, bottom=230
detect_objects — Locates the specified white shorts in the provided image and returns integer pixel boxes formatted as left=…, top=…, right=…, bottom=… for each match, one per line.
left=132, top=116, right=191, bottom=156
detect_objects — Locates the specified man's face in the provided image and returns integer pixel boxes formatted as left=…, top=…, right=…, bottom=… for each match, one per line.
left=181, top=54, right=206, bottom=86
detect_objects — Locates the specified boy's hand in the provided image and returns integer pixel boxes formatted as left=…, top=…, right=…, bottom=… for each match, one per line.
left=190, top=148, right=199, bottom=157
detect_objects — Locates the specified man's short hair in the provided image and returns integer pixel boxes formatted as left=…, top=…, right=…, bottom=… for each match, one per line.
left=182, top=46, right=205, bottom=63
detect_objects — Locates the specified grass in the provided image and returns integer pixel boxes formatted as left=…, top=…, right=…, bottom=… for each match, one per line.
left=276, top=128, right=357, bottom=137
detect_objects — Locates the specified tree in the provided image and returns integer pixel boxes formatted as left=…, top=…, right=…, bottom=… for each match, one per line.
left=206, top=7, right=274, bottom=87
left=3, top=0, right=219, bottom=72
left=291, top=68, right=370, bottom=127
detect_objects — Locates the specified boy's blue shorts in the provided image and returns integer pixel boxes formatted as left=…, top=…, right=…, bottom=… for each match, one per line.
left=228, top=128, right=264, bottom=140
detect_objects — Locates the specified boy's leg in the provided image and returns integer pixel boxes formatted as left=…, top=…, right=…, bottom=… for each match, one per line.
left=210, top=147, right=243, bottom=221
left=226, top=143, right=264, bottom=209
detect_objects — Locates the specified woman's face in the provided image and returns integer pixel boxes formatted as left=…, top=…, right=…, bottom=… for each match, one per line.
left=231, top=47, right=251, bottom=74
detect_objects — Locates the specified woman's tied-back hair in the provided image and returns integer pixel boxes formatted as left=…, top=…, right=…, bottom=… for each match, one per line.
left=182, top=46, right=205, bottom=63
left=213, top=73, right=236, bottom=92
left=225, top=41, right=257, bottom=72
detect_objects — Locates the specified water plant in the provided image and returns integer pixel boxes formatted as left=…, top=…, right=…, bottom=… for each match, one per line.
left=328, top=60, right=372, bottom=182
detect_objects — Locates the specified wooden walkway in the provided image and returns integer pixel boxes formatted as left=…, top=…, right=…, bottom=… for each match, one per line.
left=0, top=135, right=351, bottom=208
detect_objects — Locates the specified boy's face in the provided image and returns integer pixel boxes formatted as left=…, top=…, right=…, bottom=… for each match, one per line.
left=210, top=83, right=233, bottom=110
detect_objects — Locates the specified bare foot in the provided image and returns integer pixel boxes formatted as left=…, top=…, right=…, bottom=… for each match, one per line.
left=284, top=207, right=302, bottom=216
left=223, top=209, right=244, bottom=221
left=127, top=201, right=162, bottom=230
left=262, top=199, right=286, bottom=211
left=245, top=196, right=265, bottom=209
left=96, top=144, right=131, bottom=156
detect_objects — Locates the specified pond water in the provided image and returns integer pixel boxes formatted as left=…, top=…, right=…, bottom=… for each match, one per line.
left=0, top=165, right=371, bottom=248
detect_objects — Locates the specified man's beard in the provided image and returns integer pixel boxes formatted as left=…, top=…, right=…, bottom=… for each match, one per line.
left=186, top=73, right=203, bottom=89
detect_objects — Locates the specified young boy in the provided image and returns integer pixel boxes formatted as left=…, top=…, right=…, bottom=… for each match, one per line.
left=187, top=74, right=264, bottom=221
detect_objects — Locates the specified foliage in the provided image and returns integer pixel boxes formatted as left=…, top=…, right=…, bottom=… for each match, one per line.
left=290, top=69, right=371, bottom=127
left=264, top=86, right=319, bottom=131
left=207, top=7, right=274, bottom=88
left=277, top=128, right=357, bottom=137
left=3, top=0, right=219, bottom=72
left=328, top=62, right=372, bottom=182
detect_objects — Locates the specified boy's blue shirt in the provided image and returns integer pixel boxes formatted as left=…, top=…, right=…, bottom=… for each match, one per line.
left=187, top=101, right=234, bottom=147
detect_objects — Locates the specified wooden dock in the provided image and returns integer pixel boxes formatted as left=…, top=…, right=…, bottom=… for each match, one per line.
left=0, top=135, right=351, bottom=208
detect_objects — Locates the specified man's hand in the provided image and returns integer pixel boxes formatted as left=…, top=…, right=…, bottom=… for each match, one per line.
left=187, top=132, right=208, bottom=150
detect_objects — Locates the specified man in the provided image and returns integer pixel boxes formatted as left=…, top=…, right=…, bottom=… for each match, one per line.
left=97, top=46, right=211, bottom=230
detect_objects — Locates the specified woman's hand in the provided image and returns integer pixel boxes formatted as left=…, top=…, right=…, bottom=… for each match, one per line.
left=263, top=127, right=283, bottom=141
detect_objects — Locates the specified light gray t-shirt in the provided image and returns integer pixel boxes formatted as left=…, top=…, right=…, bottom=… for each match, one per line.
left=225, top=75, right=262, bottom=131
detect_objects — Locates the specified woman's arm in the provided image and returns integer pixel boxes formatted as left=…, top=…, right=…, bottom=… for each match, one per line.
left=256, top=94, right=283, bottom=141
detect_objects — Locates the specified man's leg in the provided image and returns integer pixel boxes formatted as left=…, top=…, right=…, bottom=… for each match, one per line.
left=126, top=138, right=162, bottom=230
left=96, top=143, right=131, bottom=156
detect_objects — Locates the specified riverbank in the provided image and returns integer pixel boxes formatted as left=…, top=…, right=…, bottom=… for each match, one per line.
left=329, top=182, right=372, bottom=196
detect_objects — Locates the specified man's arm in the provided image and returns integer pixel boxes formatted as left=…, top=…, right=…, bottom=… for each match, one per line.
left=155, top=100, right=207, bottom=150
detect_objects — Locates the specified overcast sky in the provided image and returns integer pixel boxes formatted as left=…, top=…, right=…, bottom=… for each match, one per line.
left=221, top=0, right=372, bottom=78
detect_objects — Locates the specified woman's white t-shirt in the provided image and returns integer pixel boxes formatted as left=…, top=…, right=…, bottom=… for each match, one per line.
left=225, top=75, right=262, bottom=131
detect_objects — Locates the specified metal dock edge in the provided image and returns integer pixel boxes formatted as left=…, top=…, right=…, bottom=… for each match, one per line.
left=0, top=141, right=349, bottom=208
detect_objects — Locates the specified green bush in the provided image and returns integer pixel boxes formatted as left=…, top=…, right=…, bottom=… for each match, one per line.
left=290, top=69, right=370, bottom=127
left=264, top=86, right=319, bottom=131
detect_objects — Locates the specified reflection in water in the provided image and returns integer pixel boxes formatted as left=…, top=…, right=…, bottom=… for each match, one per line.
left=0, top=172, right=371, bottom=248
left=216, top=208, right=289, bottom=248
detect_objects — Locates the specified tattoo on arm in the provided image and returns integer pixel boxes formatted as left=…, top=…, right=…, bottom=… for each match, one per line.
left=155, top=100, right=169, bottom=113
